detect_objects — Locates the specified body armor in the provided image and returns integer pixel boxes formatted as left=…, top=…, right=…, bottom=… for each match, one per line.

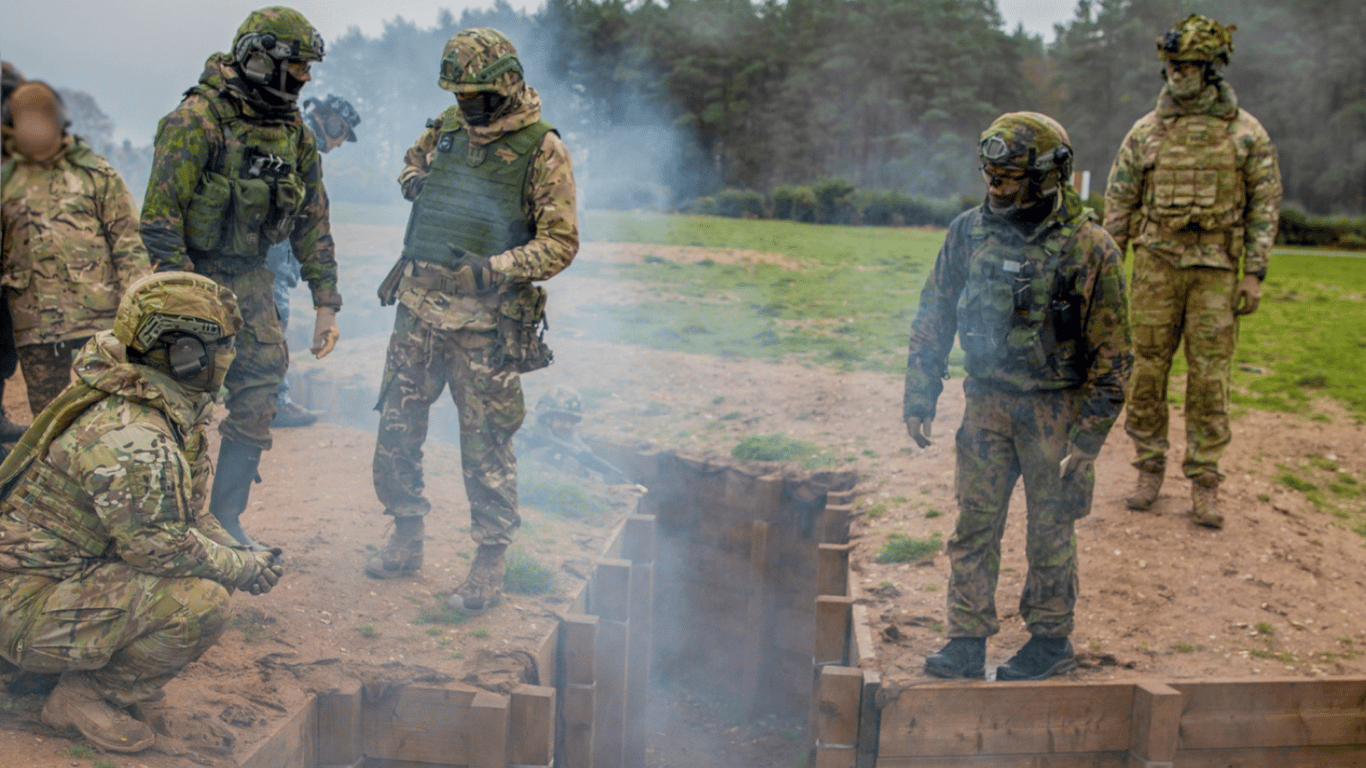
left=400, top=105, right=555, bottom=266
left=1145, top=114, right=1243, bottom=235
left=182, top=87, right=308, bottom=266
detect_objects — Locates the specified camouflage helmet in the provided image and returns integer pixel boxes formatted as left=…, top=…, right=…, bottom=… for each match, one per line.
left=233, top=6, right=325, bottom=66
left=438, top=28, right=523, bottom=97
left=979, top=111, right=1073, bottom=179
left=114, top=272, right=244, bottom=354
left=537, top=385, right=584, bottom=423
left=1157, top=14, right=1235, bottom=66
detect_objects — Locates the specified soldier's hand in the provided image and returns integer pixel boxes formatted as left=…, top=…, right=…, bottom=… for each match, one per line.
left=311, top=307, right=339, bottom=358
left=235, top=549, right=285, bottom=596
left=1233, top=275, right=1262, bottom=316
left=449, top=247, right=501, bottom=294
left=401, top=174, right=426, bottom=202
left=1059, top=446, right=1098, bottom=480
left=905, top=416, right=933, bottom=449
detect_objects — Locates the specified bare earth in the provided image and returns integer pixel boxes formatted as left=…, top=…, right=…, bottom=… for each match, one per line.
left=1, top=234, right=1363, bottom=766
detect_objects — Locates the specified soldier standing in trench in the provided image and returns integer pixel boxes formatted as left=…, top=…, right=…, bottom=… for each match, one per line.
left=365, top=28, right=578, bottom=615
left=1105, top=14, right=1282, bottom=528
left=904, top=113, right=1131, bottom=680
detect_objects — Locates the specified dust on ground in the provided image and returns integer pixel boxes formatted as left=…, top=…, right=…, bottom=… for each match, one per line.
left=1, top=237, right=1363, bottom=766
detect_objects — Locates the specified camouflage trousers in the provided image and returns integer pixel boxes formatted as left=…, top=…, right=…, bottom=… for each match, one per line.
left=1125, top=248, right=1237, bottom=479
left=372, top=303, right=525, bottom=546
left=946, top=379, right=1089, bottom=639
left=0, top=562, right=230, bottom=705
left=16, top=337, right=88, bottom=416
left=199, top=264, right=288, bottom=451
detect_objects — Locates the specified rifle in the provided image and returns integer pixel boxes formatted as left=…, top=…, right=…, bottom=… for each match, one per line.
left=528, top=432, right=632, bottom=486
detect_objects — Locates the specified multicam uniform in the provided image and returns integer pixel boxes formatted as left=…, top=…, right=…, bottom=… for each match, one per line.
left=904, top=186, right=1131, bottom=639
left=374, top=71, right=578, bottom=547
left=140, top=53, right=340, bottom=451
left=0, top=332, right=262, bottom=706
left=1105, top=80, right=1281, bottom=481
left=2, top=135, right=150, bottom=414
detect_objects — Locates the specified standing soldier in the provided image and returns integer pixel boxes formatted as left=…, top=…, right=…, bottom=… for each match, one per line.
left=267, top=94, right=360, bottom=428
left=0, top=273, right=282, bottom=754
left=365, top=28, right=578, bottom=615
left=1104, top=14, right=1282, bottom=528
left=0, top=61, right=28, bottom=440
left=2, top=79, right=150, bottom=419
left=905, top=113, right=1131, bottom=680
left=140, top=6, right=342, bottom=547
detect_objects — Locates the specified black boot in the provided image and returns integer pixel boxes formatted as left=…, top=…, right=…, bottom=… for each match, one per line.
left=924, top=637, right=986, bottom=679
left=211, top=440, right=263, bottom=549
left=995, top=636, right=1075, bottom=681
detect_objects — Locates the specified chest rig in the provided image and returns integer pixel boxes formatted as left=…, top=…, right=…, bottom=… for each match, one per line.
left=1145, top=113, right=1244, bottom=233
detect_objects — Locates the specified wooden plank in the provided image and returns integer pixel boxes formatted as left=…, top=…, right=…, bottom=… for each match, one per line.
left=1171, top=679, right=1366, bottom=748
left=238, top=694, right=316, bottom=768
left=510, top=684, right=555, bottom=768
left=469, top=691, right=508, bottom=768
left=1173, top=745, right=1366, bottom=767
left=363, top=685, right=478, bottom=764
left=742, top=520, right=771, bottom=719
left=857, top=670, right=881, bottom=768
left=817, top=543, right=853, bottom=597
left=815, top=595, right=853, bottom=666
left=851, top=602, right=877, bottom=668
left=622, top=514, right=656, bottom=564
left=877, top=682, right=1135, bottom=757
left=625, top=558, right=654, bottom=768
left=1128, top=682, right=1180, bottom=764
left=819, top=503, right=853, bottom=545
left=316, top=680, right=363, bottom=768
left=876, top=753, right=1127, bottom=767
left=560, top=613, right=597, bottom=768
left=815, top=666, right=863, bottom=768
left=593, top=559, right=632, bottom=768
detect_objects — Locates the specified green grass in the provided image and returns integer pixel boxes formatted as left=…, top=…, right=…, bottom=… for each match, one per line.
left=732, top=433, right=830, bottom=466
left=874, top=532, right=942, bottom=563
left=517, top=463, right=610, bottom=521
left=505, top=549, right=556, bottom=595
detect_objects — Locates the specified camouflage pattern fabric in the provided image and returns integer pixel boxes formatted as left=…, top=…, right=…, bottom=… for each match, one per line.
left=1, top=134, right=150, bottom=348
left=15, top=337, right=87, bottom=416
left=0, top=333, right=266, bottom=703
left=200, top=264, right=288, bottom=449
left=373, top=304, right=524, bottom=546
left=438, top=28, right=522, bottom=97
left=1105, top=80, right=1281, bottom=479
left=1157, top=14, right=1235, bottom=64
left=948, top=380, right=1088, bottom=637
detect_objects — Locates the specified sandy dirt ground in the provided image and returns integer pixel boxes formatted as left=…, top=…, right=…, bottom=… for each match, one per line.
left=0, top=233, right=1363, bottom=767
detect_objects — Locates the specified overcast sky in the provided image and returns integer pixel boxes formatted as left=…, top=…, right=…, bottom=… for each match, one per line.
left=1, top=0, right=1078, bottom=144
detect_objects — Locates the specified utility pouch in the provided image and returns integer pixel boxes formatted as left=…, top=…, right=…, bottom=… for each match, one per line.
left=491, top=283, right=552, bottom=373
left=185, top=172, right=233, bottom=252
left=377, top=258, right=408, bottom=307
left=226, top=178, right=271, bottom=257
left=263, top=173, right=303, bottom=245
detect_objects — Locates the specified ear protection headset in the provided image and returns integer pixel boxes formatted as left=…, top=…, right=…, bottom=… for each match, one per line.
left=164, top=333, right=212, bottom=380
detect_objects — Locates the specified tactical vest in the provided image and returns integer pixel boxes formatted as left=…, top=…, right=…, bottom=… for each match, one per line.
left=1145, top=113, right=1244, bottom=233
left=401, top=106, right=556, bottom=266
left=956, top=211, right=1087, bottom=385
left=182, top=86, right=308, bottom=264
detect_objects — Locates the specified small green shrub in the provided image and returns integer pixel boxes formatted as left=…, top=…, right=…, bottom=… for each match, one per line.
left=875, top=532, right=942, bottom=563
left=518, top=464, right=610, bottom=521
left=505, top=549, right=556, bottom=595
left=732, top=433, right=822, bottom=462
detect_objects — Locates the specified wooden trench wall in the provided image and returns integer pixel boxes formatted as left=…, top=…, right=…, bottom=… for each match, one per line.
left=236, top=438, right=1366, bottom=767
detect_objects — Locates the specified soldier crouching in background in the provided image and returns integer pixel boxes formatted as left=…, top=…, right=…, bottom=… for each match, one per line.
left=0, top=273, right=283, bottom=753
left=904, top=113, right=1131, bottom=681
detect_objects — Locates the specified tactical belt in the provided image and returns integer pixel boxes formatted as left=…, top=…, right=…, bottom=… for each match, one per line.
left=400, top=261, right=489, bottom=297
left=1156, top=227, right=1231, bottom=248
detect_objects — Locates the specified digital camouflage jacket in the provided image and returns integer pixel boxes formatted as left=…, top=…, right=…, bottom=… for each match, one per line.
left=140, top=54, right=340, bottom=310
left=1103, top=80, right=1282, bottom=276
left=1, top=135, right=150, bottom=346
left=395, top=82, right=577, bottom=330
left=0, top=332, right=256, bottom=585
left=904, top=189, right=1132, bottom=456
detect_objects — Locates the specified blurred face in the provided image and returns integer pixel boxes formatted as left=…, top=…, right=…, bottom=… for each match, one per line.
left=1165, top=60, right=1206, bottom=98
left=981, top=164, right=1031, bottom=209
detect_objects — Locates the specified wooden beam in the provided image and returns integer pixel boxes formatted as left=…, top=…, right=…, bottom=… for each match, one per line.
left=742, top=520, right=771, bottom=719
left=510, top=684, right=555, bottom=768
left=817, top=542, right=853, bottom=598
left=470, top=691, right=509, bottom=768
left=626, top=557, right=654, bottom=768
left=593, top=558, right=632, bottom=768
left=316, top=680, right=363, bottom=768
left=1128, top=682, right=1180, bottom=766
left=238, top=694, right=315, bottom=768
left=1171, top=679, right=1366, bottom=749
left=560, top=613, right=597, bottom=768
left=815, top=595, right=853, bottom=667
left=856, top=670, right=881, bottom=768
left=815, top=665, right=863, bottom=768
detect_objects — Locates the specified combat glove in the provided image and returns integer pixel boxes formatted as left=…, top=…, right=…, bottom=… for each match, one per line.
left=400, top=174, right=426, bottom=202
left=905, top=416, right=933, bottom=449
left=449, top=246, right=502, bottom=294
left=1233, top=274, right=1262, bottom=316
left=232, top=547, right=285, bottom=596
left=1058, top=444, right=1098, bottom=480
left=311, top=307, right=339, bottom=358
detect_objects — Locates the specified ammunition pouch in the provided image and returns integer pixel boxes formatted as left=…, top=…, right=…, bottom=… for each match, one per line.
left=491, top=283, right=552, bottom=373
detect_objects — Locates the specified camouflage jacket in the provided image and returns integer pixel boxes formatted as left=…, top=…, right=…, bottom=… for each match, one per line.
left=140, top=54, right=340, bottom=310
left=1103, top=81, right=1282, bottom=276
left=0, top=332, right=254, bottom=584
left=395, top=83, right=577, bottom=328
left=1, top=135, right=150, bottom=346
left=904, top=189, right=1132, bottom=455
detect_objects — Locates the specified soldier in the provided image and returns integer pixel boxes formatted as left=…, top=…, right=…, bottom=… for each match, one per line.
left=517, top=385, right=630, bottom=485
left=2, top=79, right=150, bottom=418
left=267, top=94, right=360, bottom=428
left=0, top=272, right=283, bottom=754
left=0, top=61, right=26, bottom=440
left=365, top=28, right=579, bottom=615
left=1104, top=14, right=1282, bottom=528
left=904, top=113, right=1131, bottom=681
left=140, top=6, right=342, bottom=547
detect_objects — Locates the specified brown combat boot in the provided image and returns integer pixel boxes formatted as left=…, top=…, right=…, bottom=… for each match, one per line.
left=1191, top=473, right=1224, bottom=528
left=41, top=672, right=155, bottom=754
left=364, top=516, right=424, bottom=579
left=1125, top=462, right=1164, bottom=511
left=448, top=543, right=507, bottom=613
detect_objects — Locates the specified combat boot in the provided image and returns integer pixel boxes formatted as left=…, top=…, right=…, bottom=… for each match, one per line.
left=923, top=637, right=986, bottom=679
left=1191, top=473, right=1224, bottom=528
left=448, top=543, right=507, bottom=613
left=1125, top=461, right=1164, bottom=511
left=364, top=516, right=424, bottom=579
left=273, top=400, right=320, bottom=428
left=41, top=672, right=155, bottom=754
left=995, top=636, right=1076, bottom=681
left=210, top=439, right=263, bottom=549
